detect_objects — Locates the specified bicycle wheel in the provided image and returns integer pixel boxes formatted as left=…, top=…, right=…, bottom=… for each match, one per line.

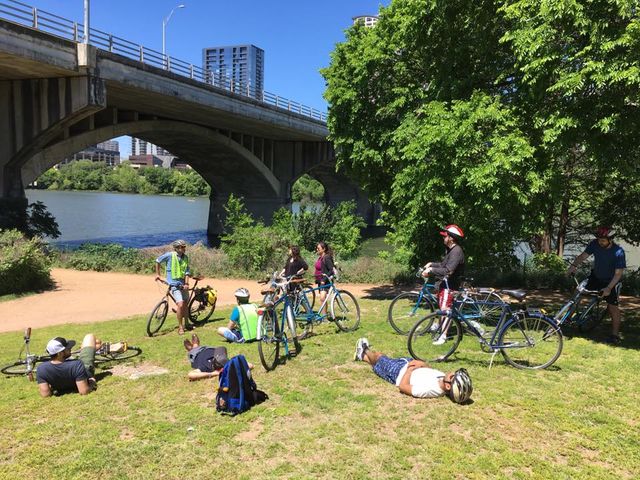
left=331, top=290, right=361, bottom=332
left=147, top=299, right=169, bottom=337
left=499, top=314, right=563, bottom=369
left=95, top=346, right=142, bottom=364
left=474, top=291, right=505, bottom=326
left=187, top=295, right=216, bottom=327
left=1, top=361, right=29, bottom=376
left=577, top=299, right=605, bottom=333
left=257, top=309, right=280, bottom=371
left=388, top=292, right=436, bottom=335
left=303, top=288, right=316, bottom=310
left=408, top=312, right=462, bottom=362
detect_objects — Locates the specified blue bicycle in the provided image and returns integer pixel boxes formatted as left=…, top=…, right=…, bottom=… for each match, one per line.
left=387, top=271, right=505, bottom=335
left=408, top=289, right=563, bottom=369
left=293, top=274, right=361, bottom=338
left=256, top=274, right=302, bottom=371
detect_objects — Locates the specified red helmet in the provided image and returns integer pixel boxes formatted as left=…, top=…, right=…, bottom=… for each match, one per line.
left=440, top=224, right=465, bottom=240
left=595, top=226, right=614, bottom=239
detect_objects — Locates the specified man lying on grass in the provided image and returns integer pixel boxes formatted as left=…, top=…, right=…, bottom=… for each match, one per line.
left=183, top=333, right=253, bottom=381
left=37, top=334, right=126, bottom=397
left=354, top=338, right=473, bottom=404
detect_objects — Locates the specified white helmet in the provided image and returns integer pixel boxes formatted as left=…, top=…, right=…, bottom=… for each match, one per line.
left=448, top=368, right=473, bottom=404
left=234, top=288, right=250, bottom=301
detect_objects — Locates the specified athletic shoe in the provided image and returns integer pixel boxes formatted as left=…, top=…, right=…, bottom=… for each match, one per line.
left=354, top=337, right=370, bottom=361
left=429, top=321, right=440, bottom=332
left=432, top=333, right=447, bottom=346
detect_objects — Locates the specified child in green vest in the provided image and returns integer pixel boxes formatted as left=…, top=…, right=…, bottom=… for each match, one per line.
left=217, top=288, right=259, bottom=343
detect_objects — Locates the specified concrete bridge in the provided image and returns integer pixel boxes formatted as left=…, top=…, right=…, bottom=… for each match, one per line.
left=0, top=18, right=373, bottom=235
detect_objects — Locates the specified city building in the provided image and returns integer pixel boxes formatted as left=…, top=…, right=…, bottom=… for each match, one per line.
left=128, top=154, right=163, bottom=168
left=202, top=44, right=264, bottom=99
left=352, top=15, right=379, bottom=27
left=61, top=140, right=120, bottom=166
left=131, top=137, right=177, bottom=167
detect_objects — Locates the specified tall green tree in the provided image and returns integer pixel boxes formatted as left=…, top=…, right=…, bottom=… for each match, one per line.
left=323, top=0, right=640, bottom=263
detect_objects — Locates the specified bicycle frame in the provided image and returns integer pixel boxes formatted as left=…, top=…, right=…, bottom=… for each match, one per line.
left=552, top=277, right=602, bottom=327
left=295, top=275, right=339, bottom=323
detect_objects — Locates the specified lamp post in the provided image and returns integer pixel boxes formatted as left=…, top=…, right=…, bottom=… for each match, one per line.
left=162, top=4, right=185, bottom=68
left=83, top=0, right=90, bottom=44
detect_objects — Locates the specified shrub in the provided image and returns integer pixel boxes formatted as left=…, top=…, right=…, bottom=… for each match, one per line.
left=58, top=243, right=150, bottom=273
left=0, top=229, right=53, bottom=295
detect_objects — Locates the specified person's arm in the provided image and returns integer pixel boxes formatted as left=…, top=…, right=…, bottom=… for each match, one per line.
left=76, top=378, right=94, bottom=395
left=155, top=253, right=168, bottom=281
left=155, top=262, right=162, bottom=281
left=568, top=252, right=590, bottom=275
left=398, top=366, right=420, bottom=396
left=38, top=383, right=52, bottom=398
left=188, top=369, right=220, bottom=381
left=602, top=268, right=623, bottom=296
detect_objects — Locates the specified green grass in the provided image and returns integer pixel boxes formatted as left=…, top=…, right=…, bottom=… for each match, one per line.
left=0, top=300, right=638, bottom=479
left=0, top=291, right=37, bottom=303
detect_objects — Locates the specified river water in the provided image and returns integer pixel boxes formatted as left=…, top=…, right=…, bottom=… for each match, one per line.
left=25, top=190, right=210, bottom=248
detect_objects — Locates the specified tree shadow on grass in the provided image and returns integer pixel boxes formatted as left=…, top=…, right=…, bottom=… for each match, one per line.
left=360, top=284, right=417, bottom=300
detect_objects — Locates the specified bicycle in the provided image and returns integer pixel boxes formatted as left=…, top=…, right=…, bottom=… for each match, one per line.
left=147, top=276, right=216, bottom=336
left=407, top=289, right=563, bottom=370
left=256, top=274, right=302, bottom=371
left=292, top=274, right=361, bottom=338
left=387, top=270, right=504, bottom=335
left=1, top=328, right=142, bottom=377
left=549, top=276, right=606, bottom=333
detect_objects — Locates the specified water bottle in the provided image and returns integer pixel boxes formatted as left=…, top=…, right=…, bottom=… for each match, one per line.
left=468, top=320, right=485, bottom=337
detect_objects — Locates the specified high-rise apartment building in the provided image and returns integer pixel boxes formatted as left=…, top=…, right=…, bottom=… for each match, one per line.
left=353, top=15, right=379, bottom=27
left=130, top=137, right=177, bottom=168
left=61, top=140, right=120, bottom=166
left=202, top=44, right=264, bottom=99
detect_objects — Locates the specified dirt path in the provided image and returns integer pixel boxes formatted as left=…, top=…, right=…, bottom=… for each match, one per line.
left=0, top=269, right=377, bottom=333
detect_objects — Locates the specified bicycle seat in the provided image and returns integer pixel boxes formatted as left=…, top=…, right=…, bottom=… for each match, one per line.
left=261, top=288, right=275, bottom=295
left=290, top=278, right=305, bottom=284
left=501, top=289, right=527, bottom=300
left=476, top=288, right=495, bottom=294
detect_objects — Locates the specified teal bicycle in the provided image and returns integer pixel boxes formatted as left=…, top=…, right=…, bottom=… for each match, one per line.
left=293, top=274, right=361, bottom=338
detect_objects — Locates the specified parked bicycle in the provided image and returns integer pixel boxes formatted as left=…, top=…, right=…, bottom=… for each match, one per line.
left=387, top=270, right=504, bottom=335
left=256, top=274, right=302, bottom=371
left=292, top=274, right=361, bottom=338
left=147, top=276, right=217, bottom=336
left=1, top=328, right=142, bottom=377
left=549, top=276, right=606, bottom=333
left=407, top=289, right=563, bottom=370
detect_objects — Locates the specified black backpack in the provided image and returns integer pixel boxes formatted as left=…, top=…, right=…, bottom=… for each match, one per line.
left=216, top=354, right=268, bottom=415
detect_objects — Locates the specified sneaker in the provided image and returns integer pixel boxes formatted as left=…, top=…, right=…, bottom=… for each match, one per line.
left=429, top=322, right=441, bottom=333
left=354, top=337, right=370, bottom=361
left=432, top=333, right=447, bottom=346
left=604, top=334, right=621, bottom=345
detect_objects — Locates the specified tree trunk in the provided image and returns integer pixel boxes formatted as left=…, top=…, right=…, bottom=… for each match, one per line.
left=556, top=195, right=570, bottom=257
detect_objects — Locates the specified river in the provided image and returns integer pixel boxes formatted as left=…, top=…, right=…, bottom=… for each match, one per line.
left=25, top=190, right=210, bottom=248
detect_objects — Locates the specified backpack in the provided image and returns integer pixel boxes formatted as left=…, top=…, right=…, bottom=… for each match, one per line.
left=216, top=355, right=267, bottom=415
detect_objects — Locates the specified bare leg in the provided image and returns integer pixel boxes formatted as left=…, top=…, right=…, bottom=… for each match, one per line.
left=363, top=350, right=383, bottom=366
left=176, top=300, right=186, bottom=334
left=319, top=288, right=328, bottom=315
left=608, top=304, right=621, bottom=336
left=82, top=333, right=97, bottom=349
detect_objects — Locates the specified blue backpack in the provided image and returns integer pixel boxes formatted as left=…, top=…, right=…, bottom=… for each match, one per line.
left=216, top=355, right=268, bottom=415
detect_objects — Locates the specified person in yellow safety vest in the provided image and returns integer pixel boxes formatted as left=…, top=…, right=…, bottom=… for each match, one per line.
left=155, top=239, right=191, bottom=335
left=217, top=288, right=259, bottom=343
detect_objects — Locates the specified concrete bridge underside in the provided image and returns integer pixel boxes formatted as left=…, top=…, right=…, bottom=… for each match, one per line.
left=0, top=19, right=375, bottom=235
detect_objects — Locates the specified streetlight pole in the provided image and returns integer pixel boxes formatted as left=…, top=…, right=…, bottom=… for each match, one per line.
left=162, top=4, right=185, bottom=68
left=83, top=0, right=90, bottom=44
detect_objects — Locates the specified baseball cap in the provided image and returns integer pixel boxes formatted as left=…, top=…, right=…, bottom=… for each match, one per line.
left=46, top=337, right=76, bottom=355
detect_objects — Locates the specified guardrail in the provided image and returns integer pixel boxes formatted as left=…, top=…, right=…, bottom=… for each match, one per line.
left=0, top=0, right=328, bottom=122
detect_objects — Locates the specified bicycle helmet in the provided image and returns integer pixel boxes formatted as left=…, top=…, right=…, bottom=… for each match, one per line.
left=448, top=368, right=473, bottom=404
left=440, top=224, right=465, bottom=241
left=594, top=226, right=614, bottom=239
left=172, top=239, right=187, bottom=249
left=234, top=287, right=250, bottom=301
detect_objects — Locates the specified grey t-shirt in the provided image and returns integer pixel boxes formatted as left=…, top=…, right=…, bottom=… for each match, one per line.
left=36, top=359, right=89, bottom=394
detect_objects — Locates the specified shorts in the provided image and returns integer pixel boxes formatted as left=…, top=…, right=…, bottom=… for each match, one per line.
left=78, top=346, right=96, bottom=377
left=373, top=356, right=411, bottom=385
left=219, top=327, right=244, bottom=343
left=170, top=285, right=189, bottom=303
left=585, top=275, right=622, bottom=306
left=437, top=289, right=456, bottom=311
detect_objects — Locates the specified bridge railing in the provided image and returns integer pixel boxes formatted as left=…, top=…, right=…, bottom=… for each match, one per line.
left=0, top=0, right=328, bottom=123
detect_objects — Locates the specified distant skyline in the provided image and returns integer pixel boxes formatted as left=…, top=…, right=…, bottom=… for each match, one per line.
left=17, top=0, right=389, bottom=155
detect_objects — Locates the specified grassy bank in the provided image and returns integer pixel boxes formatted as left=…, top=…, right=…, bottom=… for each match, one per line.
left=1, top=299, right=638, bottom=479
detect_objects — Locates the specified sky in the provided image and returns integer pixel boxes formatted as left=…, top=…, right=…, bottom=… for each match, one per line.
left=18, top=0, right=389, bottom=155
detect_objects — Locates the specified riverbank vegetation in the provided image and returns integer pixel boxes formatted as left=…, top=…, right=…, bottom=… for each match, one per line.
left=0, top=230, right=53, bottom=296
left=33, top=160, right=211, bottom=196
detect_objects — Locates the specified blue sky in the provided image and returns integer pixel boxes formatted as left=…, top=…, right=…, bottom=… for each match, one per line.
left=18, top=0, right=388, bottom=155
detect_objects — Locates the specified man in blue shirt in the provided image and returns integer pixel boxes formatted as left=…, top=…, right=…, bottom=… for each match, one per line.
left=36, top=334, right=126, bottom=397
left=568, top=227, right=626, bottom=344
left=155, top=239, right=191, bottom=335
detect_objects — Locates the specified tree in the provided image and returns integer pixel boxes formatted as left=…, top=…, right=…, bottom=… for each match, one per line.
left=322, top=0, right=640, bottom=263
left=291, top=174, right=325, bottom=203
